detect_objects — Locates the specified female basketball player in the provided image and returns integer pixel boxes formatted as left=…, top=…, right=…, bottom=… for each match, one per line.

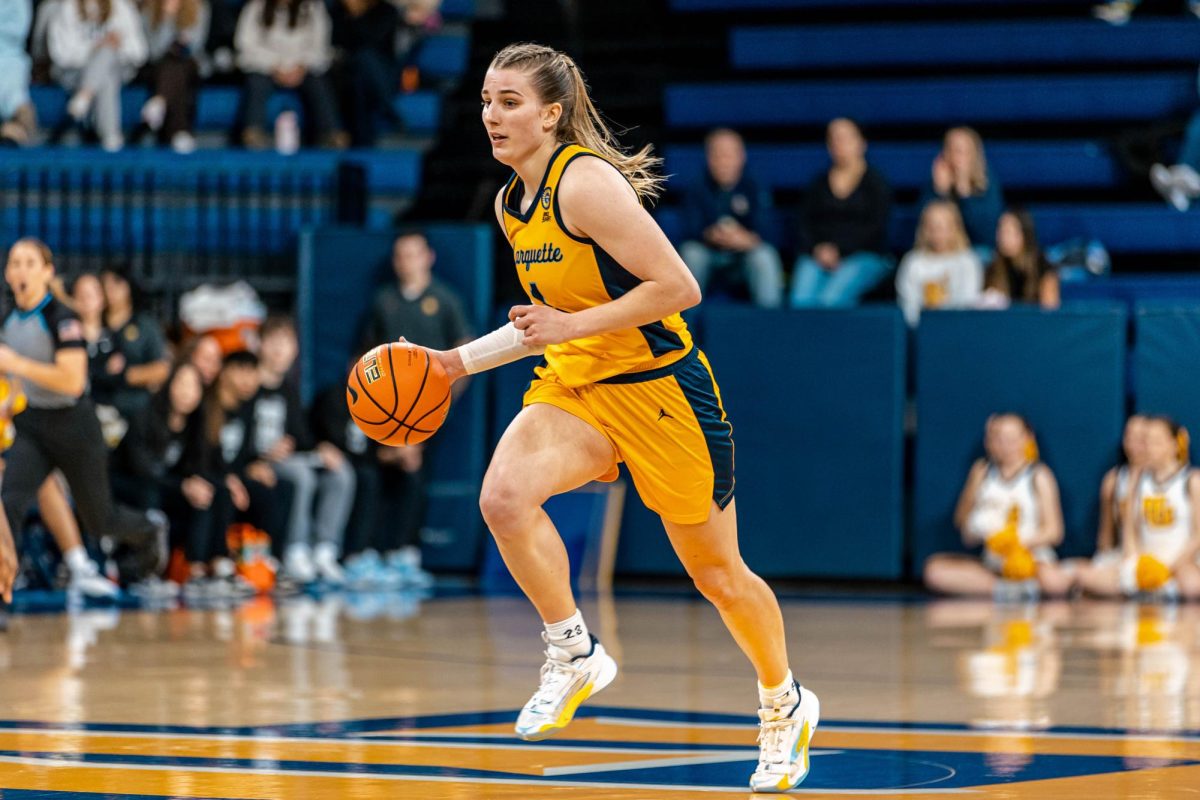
left=1079, top=416, right=1200, bottom=599
left=924, top=413, right=1074, bottom=597
left=406, top=43, right=818, bottom=792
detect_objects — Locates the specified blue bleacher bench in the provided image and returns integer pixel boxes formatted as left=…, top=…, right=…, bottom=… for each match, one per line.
left=674, top=0, right=1094, bottom=9
left=665, top=73, right=1197, bottom=128
left=416, top=31, right=470, bottom=81
left=664, top=140, right=1120, bottom=193
left=732, top=20, right=1200, bottom=70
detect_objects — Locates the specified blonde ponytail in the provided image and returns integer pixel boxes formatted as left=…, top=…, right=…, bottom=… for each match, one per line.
left=489, top=43, right=664, bottom=203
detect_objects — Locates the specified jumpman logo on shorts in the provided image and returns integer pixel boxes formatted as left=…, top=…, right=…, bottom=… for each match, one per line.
left=657, top=408, right=674, bottom=422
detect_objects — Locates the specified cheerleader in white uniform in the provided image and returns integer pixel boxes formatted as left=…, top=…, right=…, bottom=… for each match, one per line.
left=924, top=413, right=1073, bottom=597
left=1081, top=416, right=1200, bottom=600
left=1092, top=415, right=1148, bottom=568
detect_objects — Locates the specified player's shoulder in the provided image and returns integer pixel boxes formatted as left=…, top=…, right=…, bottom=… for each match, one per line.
left=43, top=297, right=84, bottom=344
left=42, top=296, right=79, bottom=325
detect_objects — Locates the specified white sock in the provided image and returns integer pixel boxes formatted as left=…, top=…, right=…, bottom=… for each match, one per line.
left=64, top=546, right=92, bottom=575
left=544, top=609, right=591, bottom=658
left=759, top=670, right=798, bottom=709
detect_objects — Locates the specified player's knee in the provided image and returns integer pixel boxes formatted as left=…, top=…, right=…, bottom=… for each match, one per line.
left=689, top=563, right=746, bottom=609
left=479, top=479, right=531, bottom=536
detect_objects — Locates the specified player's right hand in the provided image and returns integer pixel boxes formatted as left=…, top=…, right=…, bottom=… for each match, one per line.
left=396, top=337, right=467, bottom=383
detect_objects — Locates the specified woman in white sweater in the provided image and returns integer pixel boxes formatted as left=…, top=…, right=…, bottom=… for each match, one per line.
left=234, top=0, right=346, bottom=149
left=895, top=200, right=983, bottom=326
left=48, top=0, right=147, bottom=151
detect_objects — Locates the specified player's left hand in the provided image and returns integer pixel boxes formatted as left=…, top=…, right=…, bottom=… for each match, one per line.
left=509, top=304, right=576, bottom=346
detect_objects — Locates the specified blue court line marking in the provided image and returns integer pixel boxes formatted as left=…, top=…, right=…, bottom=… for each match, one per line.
left=0, top=707, right=1195, bottom=741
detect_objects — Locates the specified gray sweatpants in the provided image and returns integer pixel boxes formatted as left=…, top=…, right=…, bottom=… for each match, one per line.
left=274, top=454, right=356, bottom=552
left=57, top=45, right=124, bottom=144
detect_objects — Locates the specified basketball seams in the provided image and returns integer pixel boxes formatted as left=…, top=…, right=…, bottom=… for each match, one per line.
left=350, top=362, right=393, bottom=424
left=379, top=348, right=432, bottom=444
left=347, top=343, right=450, bottom=446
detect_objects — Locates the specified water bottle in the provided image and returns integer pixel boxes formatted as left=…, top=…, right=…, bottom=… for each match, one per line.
left=275, top=111, right=300, bottom=155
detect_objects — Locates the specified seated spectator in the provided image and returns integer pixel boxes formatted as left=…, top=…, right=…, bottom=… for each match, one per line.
left=678, top=128, right=784, bottom=308
left=981, top=209, right=1060, bottom=310
left=918, top=127, right=1003, bottom=255
left=139, top=0, right=210, bottom=153
left=234, top=0, right=348, bottom=149
left=112, top=361, right=244, bottom=596
left=101, top=265, right=170, bottom=421
left=206, top=350, right=294, bottom=559
left=1091, top=415, right=1148, bottom=568
left=0, top=1, right=37, bottom=146
left=1080, top=416, right=1200, bottom=600
left=47, top=0, right=148, bottom=151
left=361, top=232, right=473, bottom=586
left=253, top=316, right=354, bottom=585
left=184, top=333, right=224, bottom=387
left=924, top=414, right=1073, bottom=598
left=70, top=272, right=128, bottom=445
left=309, top=371, right=385, bottom=588
left=791, top=118, right=893, bottom=309
left=895, top=200, right=982, bottom=326
left=331, top=0, right=404, bottom=147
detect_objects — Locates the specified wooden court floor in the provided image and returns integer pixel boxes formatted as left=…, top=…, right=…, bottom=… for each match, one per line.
left=0, top=591, right=1197, bottom=798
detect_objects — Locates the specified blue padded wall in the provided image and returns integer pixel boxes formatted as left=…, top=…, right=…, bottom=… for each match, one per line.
left=1132, top=304, right=1200, bottom=442
left=912, top=307, right=1127, bottom=567
left=296, top=225, right=492, bottom=571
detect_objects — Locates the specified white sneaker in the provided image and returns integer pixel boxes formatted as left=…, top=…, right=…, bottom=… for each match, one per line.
left=1171, top=164, right=1200, bottom=197
left=170, top=131, right=196, bottom=154
left=68, top=561, right=119, bottom=599
left=284, top=545, right=317, bottom=585
left=515, top=634, right=618, bottom=741
left=100, top=133, right=124, bottom=153
left=141, top=95, right=166, bottom=131
left=750, top=684, right=820, bottom=793
left=67, top=91, right=92, bottom=121
left=313, top=543, right=346, bottom=585
left=1092, top=0, right=1134, bottom=24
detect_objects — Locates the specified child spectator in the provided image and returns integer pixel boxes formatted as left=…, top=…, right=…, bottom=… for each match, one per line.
left=331, top=0, right=404, bottom=147
left=895, top=200, right=982, bottom=326
left=919, top=127, right=1003, bottom=253
left=112, top=361, right=244, bottom=597
left=234, top=0, right=348, bottom=149
left=678, top=128, right=784, bottom=308
left=0, top=0, right=37, bottom=146
left=361, top=232, right=472, bottom=587
left=924, top=414, right=1074, bottom=598
left=1092, top=415, right=1148, bottom=567
left=48, top=0, right=148, bottom=152
left=185, top=333, right=223, bottom=387
left=982, top=209, right=1060, bottom=310
left=791, top=118, right=893, bottom=308
left=1080, top=416, right=1200, bottom=600
left=206, top=350, right=293, bottom=560
left=100, top=265, right=170, bottom=421
left=139, top=0, right=210, bottom=153
left=253, top=316, right=354, bottom=585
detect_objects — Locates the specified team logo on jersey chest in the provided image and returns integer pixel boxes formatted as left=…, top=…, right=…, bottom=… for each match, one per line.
left=541, top=187, right=552, bottom=209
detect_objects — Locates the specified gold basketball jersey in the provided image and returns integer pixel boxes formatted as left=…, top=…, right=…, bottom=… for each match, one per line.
left=500, top=144, right=693, bottom=387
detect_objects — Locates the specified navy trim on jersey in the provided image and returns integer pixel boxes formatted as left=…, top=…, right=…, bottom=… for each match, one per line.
left=674, top=352, right=736, bottom=509
left=598, top=346, right=696, bottom=385
left=503, top=142, right=572, bottom=223
left=550, top=149, right=642, bottom=245
left=593, top=245, right=686, bottom=358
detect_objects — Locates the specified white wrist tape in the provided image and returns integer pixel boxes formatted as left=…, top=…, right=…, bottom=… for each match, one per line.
left=457, top=322, right=545, bottom=375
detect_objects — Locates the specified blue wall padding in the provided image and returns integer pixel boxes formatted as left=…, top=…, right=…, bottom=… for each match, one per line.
left=665, top=74, right=1195, bottom=129
left=296, top=225, right=492, bottom=570
left=731, top=20, right=1200, bottom=69
left=912, top=307, right=1127, bottom=567
left=1132, top=304, right=1200, bottom=444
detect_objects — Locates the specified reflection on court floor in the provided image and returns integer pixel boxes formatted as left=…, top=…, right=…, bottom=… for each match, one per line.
left=0, top=593, right=1196, bottom=798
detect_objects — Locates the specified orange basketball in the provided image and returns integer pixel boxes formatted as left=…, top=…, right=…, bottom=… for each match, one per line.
left=346, top=343, right=451, bottom=445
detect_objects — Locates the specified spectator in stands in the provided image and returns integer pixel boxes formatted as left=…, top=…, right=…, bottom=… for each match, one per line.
left=1079, top=416, right=1200, bottom=600
left=0, top=0, right=37, bottom=146
left=309, top=368, right=387, bottom=588
left=791, top=118, right=893, bottom=308
left=981, top=209, right=1060, bottom=310
left=234, top=0, right=348, bottom=149
left=361, top=231, right=471, bottom=586
left=678, top=128, right=784, bottom=308
left=919, top=127, right=1003, bottom=255
left=1093, top=0, right=1200, bottom=25
left=71, top=273, right=119, bottom=408
left=204, top=0, right=238, bottom=74
left=47, top=0, right=148, bottom=152
left=1090, top=415, right=1147, bottom=571
left=206, top=350, right=293, bottom=562
left=112, top=361, right=245, bottom=596
left=331, top=0, right=404, bottom=147
left=139, top=0, right=210, bottom=154
left=185, top=334, right=224, bottom=387
left=895, top=200, right=983, bottom=326
left=253, top=316, right=354, bottom=586
left=100, top=265, right=170, bottom=421
left=924, top=413, right=1073, bottom=598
